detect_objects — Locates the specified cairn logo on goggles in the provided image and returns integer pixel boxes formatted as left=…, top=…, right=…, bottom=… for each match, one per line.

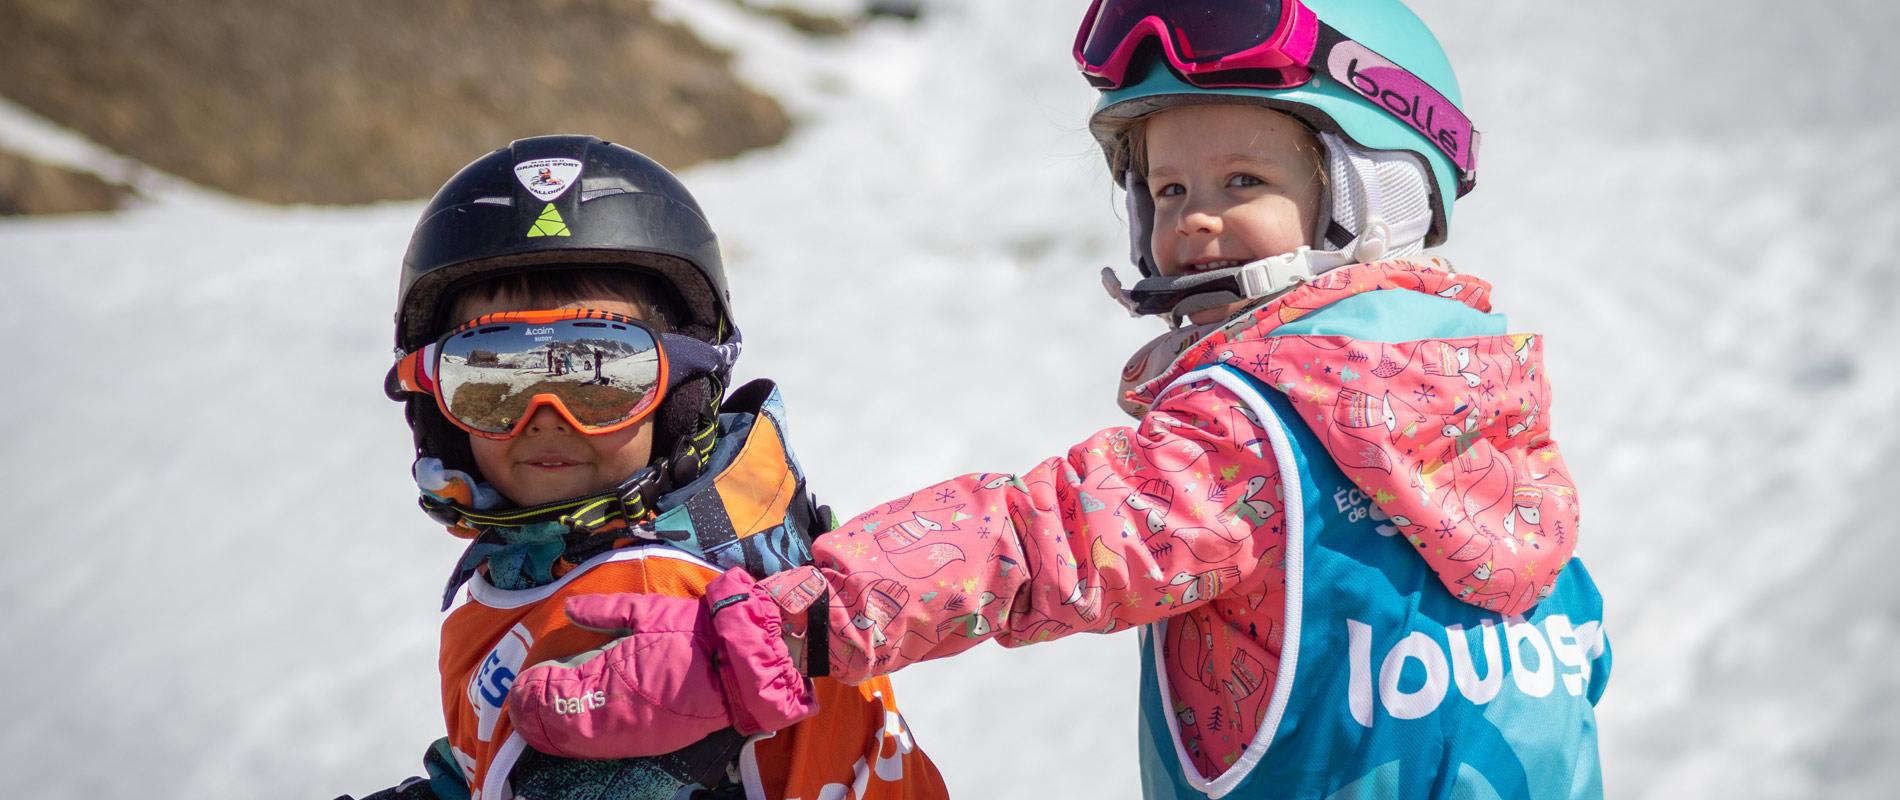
left=514, top=158, right=583, bottom=202
left=1326, top=40, right=1476, bottom=175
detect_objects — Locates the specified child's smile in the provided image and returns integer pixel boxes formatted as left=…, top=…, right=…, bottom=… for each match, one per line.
left=517, top=445, right=589, bottom=474
left=1177, top=257, right=1253, bottom=274
left=1143, top=104, right=1323, bottom=323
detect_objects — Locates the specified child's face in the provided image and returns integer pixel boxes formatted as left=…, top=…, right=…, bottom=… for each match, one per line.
left=1144, top=104, right=1324, bottom=325
left=452, top=292, right=658, bottom=507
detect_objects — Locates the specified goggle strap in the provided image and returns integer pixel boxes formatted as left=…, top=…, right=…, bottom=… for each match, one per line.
left=386, top=346, right=437, bottom=398
left=660, top=331, right=743, bottom=388
left=1311, top=22, right=1479, bottom=196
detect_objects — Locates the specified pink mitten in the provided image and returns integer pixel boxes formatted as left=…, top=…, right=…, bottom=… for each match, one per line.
left=508, top=568, right=817, bottom=759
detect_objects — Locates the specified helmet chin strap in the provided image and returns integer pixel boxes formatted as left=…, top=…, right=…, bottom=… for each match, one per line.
left=1100, top=220, right=1395, bottom=328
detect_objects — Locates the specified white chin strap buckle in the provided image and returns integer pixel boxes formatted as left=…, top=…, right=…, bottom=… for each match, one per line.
left=1234, top=217, right=1393, bottom=295
left=1235, top=245, right=1355, bottom=297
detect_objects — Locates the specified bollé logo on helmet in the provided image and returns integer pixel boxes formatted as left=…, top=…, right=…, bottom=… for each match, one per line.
left=467, top=623, right=535, bottom=742
left=1325, top=41, right=1475, bottom=173
left=513, top=158, right=584, bottom=202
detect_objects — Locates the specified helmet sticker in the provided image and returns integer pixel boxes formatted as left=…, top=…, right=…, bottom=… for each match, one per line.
left=513, top=157, right=583, bottom=202
left=526, top=203, right=571, bottom=238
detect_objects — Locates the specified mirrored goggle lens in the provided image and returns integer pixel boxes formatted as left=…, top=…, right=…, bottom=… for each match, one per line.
left=434, top=318, right=664, bottom=434
left=1081, top=0, right=1288, bottom=68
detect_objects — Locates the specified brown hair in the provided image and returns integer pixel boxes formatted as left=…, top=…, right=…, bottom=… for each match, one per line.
left=446, top=268, right=684, bottom=331
left=1100, top=115, right=1153, bottom=179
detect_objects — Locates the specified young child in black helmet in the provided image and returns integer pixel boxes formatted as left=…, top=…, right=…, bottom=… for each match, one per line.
left=341, top=135, right=948, bottom=800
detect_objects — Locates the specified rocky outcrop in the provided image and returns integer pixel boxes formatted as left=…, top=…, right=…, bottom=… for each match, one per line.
left=0, top=0, right=791, bottom=205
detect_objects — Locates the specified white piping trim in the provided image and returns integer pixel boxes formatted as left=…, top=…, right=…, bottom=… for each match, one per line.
left=739, top=730, right=777, bottom=800
left=465, top=544, right=720, bottom=609
left=485, top=732, right=527, bottom=799
left=1148, top=366, right=1307, bottom=798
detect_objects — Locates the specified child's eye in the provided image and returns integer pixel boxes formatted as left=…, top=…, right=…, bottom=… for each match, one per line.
left=1153, top=183, right=1185, bottom=199
left=1228, top=174, right=1265, bottom=188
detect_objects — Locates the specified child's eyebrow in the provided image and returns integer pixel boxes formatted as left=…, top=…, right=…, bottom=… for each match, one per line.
left=1148, top=152, right=1292, bottom=182
left=1213, top=152, right=1295, bottom=172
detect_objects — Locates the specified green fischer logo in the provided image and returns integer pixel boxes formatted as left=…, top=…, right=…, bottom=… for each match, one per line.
left=527, top=203, right=570, bottom=238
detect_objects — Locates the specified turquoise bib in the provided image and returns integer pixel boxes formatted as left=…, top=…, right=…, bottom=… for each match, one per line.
left=1136, top=365, right=1609, bottom=799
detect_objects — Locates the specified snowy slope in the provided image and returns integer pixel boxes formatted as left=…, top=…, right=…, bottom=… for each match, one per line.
left=2, top=1, right=1898, bottom=798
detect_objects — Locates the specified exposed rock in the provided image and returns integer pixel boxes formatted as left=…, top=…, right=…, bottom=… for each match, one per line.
left=0, top=149, right=134, bottom=215
left=0, top=0, right=791, bottom=205
left=731, top=1, right=858, bottom=37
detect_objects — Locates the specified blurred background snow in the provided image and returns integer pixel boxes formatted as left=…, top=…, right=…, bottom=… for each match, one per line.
left=2, top=0, right=1897, bottom=797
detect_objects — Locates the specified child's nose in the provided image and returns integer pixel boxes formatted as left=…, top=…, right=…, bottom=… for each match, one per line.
left=522, top=405, right=571, bottom=435
left=1179, top=207, right=1222, bottom=237
left=1176, top=190, right=1224, bottom=237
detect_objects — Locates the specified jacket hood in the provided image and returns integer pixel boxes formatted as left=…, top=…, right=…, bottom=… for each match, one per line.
left=1129, top=258, right=1579, bottom=616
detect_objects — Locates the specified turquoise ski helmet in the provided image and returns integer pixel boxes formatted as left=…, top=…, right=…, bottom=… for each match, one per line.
left=1089, top=0, right=1469, bottom=251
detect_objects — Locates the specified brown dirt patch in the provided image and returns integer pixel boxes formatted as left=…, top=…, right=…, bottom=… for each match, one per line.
left=0, top=148, right=134, bottom=215
left=0, top=0, right=791, bottom=205
left=734, top=1, right=856, bottom=37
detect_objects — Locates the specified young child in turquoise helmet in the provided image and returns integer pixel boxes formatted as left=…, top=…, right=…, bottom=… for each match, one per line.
left=497, top=3, right=1612, bottom=798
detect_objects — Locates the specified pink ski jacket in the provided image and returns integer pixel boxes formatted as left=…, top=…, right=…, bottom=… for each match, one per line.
left=762, top=258, right=1580, bottom=780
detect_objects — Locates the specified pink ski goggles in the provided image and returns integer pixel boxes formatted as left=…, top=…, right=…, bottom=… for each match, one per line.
left=1074, top=0, right=1479, bottom=196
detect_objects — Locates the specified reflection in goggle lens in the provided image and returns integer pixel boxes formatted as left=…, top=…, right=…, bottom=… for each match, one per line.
left=435, top=319, right=663, bottom=433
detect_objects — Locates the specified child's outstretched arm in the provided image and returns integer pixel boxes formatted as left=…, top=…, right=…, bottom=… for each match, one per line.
left=762, top=379, right=1287, bottom=683
left=503, top=381, right=1285, bottom=753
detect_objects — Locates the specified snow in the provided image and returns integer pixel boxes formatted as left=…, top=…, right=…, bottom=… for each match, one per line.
left=3, top=1, right=1898, bottom=797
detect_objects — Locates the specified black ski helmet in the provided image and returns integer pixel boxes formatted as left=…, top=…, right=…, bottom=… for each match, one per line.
left=394, top=135, right=738, bottom=479
left=397, top=134, right=734, bottom=350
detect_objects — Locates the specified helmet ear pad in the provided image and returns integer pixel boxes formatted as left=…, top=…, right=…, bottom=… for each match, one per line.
left=1121, top=169, right=1161, bottom=279
left=408, top=399, right=480, bottom=479
left=655, top=372, right=723, bottom=470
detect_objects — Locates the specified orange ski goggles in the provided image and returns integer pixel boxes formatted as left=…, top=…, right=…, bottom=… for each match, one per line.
left=386, top=309, right=737, bottom=439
